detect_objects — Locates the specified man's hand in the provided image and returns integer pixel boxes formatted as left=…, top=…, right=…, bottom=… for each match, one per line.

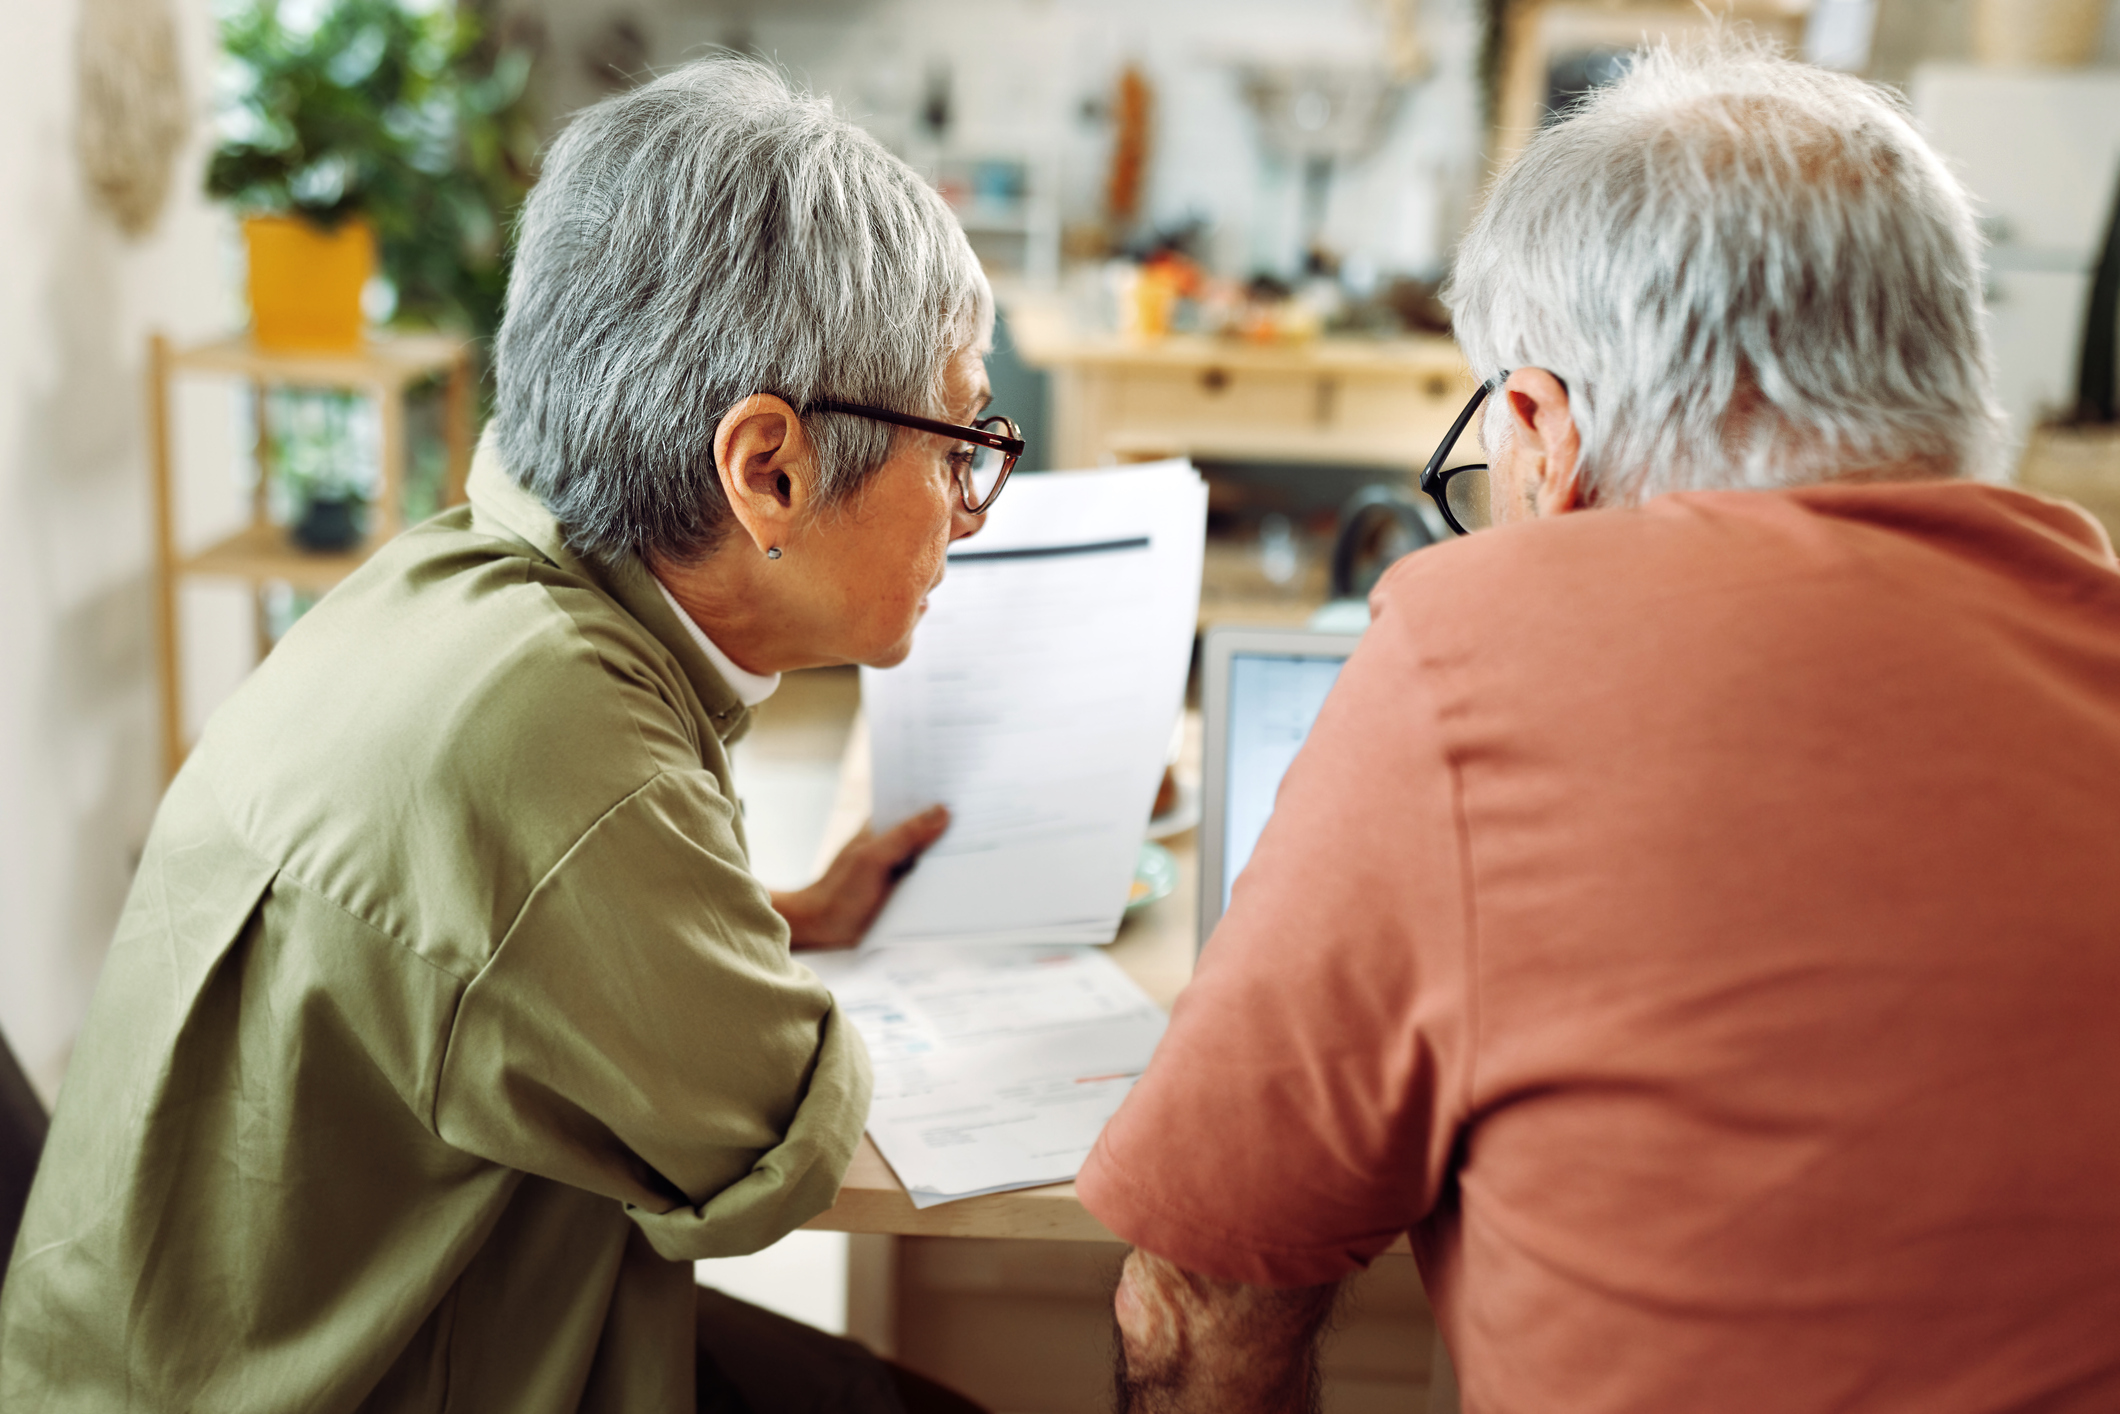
left=1113, top=1248, right=1339, bottom=1414
left=771, top=805, right=950, bottom=950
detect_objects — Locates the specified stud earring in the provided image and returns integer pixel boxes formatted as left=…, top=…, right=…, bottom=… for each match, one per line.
left=766, top=547, right=782, bottom=560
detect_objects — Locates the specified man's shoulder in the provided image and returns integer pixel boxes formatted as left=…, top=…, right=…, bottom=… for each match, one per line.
left=1376, top=479, right=2116, bottom=632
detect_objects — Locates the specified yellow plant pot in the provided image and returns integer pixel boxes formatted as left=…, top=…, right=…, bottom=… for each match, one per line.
left=244, top=213, right=374, bottom=351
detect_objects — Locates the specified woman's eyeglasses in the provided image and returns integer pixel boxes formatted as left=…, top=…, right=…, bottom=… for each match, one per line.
left=1417, top=380, right=1496, bottom=536
left=812, top=401, right=1024, bottom=514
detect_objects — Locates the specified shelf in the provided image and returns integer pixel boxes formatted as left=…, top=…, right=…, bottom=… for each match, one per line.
left=1031, top=332, right=1470, bottom=376
left=168, top=331, right=469, bottom=391
left=1198, top=538, right=1330, bottom=631
left=953, top=202, right=1037, bottom=233
left=1005, top=294, right=1471, bottom=377
left=1197, top=592, right=1325, bottom=632
left=149, top=328, right=477, bottom=781
left=1106, top=425, right=1439, bottom=469
left=176, top=521, right=380, bottom=593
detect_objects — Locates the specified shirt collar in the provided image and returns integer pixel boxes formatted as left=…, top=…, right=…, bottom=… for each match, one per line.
left=466, top=427, right=757, bottom=739
left=653, top=579, right=781, bottom=707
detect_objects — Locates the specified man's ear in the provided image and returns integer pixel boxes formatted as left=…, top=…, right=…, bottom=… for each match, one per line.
left=711, top=395, right=816, bottom=555
left=1502, top=368, right=1587, bottom=515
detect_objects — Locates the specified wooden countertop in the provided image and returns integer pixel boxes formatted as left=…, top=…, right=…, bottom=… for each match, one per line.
left=1004, top=293, right=1468, bottom=380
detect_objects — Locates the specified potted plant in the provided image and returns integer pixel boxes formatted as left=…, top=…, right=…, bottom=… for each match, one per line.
left=272, top=390, right=372, bottom=550
left=207, top=0, right=537, bottom=349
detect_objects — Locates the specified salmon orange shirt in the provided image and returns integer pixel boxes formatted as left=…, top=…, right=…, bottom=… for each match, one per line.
left=1079, top=481, right=2120, bottom=1412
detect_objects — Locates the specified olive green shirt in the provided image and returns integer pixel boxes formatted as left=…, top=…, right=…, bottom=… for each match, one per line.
left=0, top=448, right=872, bottom=1412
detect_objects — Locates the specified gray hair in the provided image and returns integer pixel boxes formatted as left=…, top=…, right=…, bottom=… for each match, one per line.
left=1445, top=37, right=2004, bottom=504
left=494, top=55, right=992, bottom=564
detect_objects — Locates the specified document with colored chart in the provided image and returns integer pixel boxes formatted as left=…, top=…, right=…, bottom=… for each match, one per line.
left=860, top=459, right=1207, bottom=948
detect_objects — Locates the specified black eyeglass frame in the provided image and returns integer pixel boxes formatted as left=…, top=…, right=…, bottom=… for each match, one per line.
left=1417, top=380, right=1493, bottom=537
left=812, top=400, right=1026, bottom=514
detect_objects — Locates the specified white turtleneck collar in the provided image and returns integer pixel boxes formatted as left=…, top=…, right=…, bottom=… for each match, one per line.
left=653, top=578, right=781, bottom=708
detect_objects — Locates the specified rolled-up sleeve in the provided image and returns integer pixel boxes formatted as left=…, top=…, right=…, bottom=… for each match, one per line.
left=434, top=768, right=872, bottom=1260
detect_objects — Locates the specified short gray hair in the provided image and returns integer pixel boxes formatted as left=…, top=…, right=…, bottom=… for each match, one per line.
left=494, top=55, right=992, bottom=564
left=1445, top=37, right=2004, bottom=504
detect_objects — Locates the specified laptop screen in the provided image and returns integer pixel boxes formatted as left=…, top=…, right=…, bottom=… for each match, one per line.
left=1221, top=651, right=1347, bottom=913
left=1200, top=627, right=1361, bottom=946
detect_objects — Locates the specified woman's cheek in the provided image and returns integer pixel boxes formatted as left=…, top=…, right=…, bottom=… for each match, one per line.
left=923, top=500, right=954, bottom=582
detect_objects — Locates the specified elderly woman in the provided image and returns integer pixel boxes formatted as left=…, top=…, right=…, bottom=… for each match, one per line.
left=0, top=58, right=1006, bottom=1414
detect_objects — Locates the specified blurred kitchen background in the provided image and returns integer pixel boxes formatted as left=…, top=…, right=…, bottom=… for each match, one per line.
left=5, top=0, right=2120, bottom=1397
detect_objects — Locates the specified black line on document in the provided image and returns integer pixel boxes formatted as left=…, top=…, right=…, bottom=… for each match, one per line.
left=947, top=536, right=1151, bottom=564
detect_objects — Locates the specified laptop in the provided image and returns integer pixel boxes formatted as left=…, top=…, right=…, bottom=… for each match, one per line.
left=1197, top=627, right=1363, bottom=950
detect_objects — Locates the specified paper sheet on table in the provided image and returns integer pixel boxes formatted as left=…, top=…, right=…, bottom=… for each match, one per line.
left=860, top=461, right=1207, bottom=947
left=810, top=946, right=1167, bottom=1207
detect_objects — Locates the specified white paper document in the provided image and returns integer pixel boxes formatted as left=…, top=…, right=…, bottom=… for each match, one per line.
left=861, top=461, right=1207, bottom=947
left=809, top=946, right=1168, bottom=1207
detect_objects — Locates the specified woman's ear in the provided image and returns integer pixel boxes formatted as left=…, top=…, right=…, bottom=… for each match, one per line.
left=711, top=395, right=815, bottom=555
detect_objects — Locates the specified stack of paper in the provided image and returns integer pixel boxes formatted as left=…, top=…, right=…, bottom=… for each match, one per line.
left=861, top=460, right=1207, bottom=947
left=809, top=946, right=1169, bottom=1207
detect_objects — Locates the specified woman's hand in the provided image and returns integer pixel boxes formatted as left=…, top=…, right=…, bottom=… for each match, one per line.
left=772, top=805, right=951, bottom=950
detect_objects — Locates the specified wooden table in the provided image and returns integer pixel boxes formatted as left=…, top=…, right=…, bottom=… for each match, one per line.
left=800, top=836, right=1199, bottom=1246
left=787, top=715, right=1447, bottom=1413
left=799, top=710, right=1413, bottom=1258
left=799, top=709, right=1197, bottom=1245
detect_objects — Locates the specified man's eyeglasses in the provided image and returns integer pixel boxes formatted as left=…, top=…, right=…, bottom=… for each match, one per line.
left=1417, top=380, right=1495, bottom=536
left=812, top=401, right=1025, bottom=514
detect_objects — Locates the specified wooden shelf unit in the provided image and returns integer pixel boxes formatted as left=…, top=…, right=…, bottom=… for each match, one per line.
left=147, top=330, right=474, bottom=781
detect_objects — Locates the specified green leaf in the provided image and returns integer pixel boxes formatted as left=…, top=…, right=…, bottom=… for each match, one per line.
left=207, top=0, right=537, bottom=341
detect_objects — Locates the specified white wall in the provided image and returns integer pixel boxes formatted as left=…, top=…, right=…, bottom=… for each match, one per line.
left=504, top=0, right=1487, bottom=284
left=0, top=0, right=248, bottom=1098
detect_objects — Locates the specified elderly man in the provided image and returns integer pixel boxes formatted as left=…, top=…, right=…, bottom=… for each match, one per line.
left=1079, top=41, right=2120, bottom=1414
left=0, top=59, right=1000, bottom=1414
